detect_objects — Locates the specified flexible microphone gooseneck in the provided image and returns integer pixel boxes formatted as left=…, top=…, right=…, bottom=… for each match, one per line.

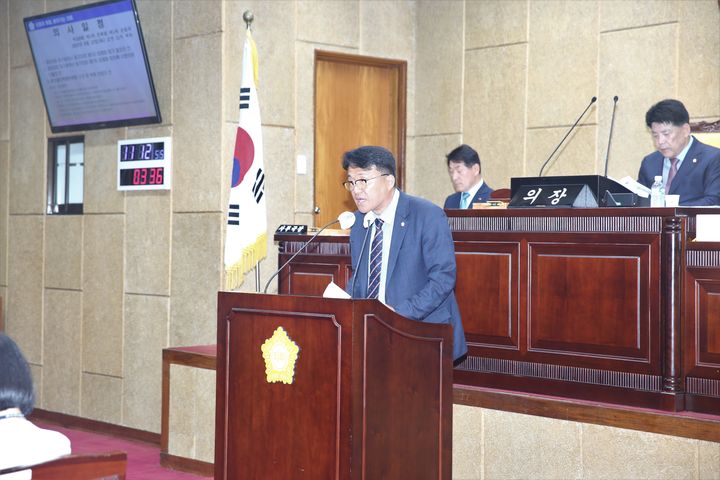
left=348, top=212, right=376, bottom=298
left=538, top=96, right=597, bottom=176
left=263, top=211, right=355, bottom=294
left=603, top=95, right=619, bottom=177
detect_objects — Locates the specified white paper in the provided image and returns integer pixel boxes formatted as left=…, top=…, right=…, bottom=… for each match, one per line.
left=696, top=214, right=720, bottom=242
left=615, top=176, right=651, bottom=198
left=323, top=281, right=351, bottom=299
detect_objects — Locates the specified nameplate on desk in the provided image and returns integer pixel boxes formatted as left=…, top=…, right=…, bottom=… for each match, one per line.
left=508, top=184, right=598, bottom=208
left=275, top=224, right=308, bottom=234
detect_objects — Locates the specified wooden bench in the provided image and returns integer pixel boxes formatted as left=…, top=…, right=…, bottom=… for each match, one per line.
left=160, top=345, right=216, bottom=477
left=0, top=451, right=127, bottom=479
left=160, top=343, right=720, bottom=475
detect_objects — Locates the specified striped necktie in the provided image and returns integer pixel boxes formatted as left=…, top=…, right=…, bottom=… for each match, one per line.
left=460, top=191, right=471, bottom=209
left=367, top=218, right=384, bottom=299
left=666, top=158, right=678, bottom=192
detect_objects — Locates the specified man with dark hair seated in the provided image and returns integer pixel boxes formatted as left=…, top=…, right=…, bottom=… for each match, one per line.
left=0, top=334, right=71, bottom=478
left=444, top=144, right=493, bottom=209
left=638, top=98, right=720, bottom=206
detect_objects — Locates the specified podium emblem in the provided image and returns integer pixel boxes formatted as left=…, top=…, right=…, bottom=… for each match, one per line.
left=261, top=326, right=300, bottom=384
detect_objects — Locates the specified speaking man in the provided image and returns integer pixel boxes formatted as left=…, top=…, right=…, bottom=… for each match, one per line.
left=637, top=99, right=720, bottom=206
left=342, top=146, right=467, bottom=362
left=444, top=144, right=493, bottom=209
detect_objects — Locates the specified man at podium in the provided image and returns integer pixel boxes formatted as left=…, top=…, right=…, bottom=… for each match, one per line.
left=341, top=146, right=467, bottom=362
left=638, top=98, right=720, bottom=206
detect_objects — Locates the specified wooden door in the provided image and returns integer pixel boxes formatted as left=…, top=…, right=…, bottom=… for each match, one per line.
left=314, top=51, right=406, bottom=227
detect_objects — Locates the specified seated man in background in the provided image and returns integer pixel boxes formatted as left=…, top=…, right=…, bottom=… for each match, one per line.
left=0, top=334, right=71, bottom=478
left=342, top=146, right=467, bottom=362
left=637, top=99, right=720, bottom=206
left=444, top=144, right=493, bottom=209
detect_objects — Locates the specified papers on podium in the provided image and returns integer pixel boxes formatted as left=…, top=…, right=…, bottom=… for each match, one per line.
left=323, top=281, right=351, bottom=299
left=696, top=214, right=720, bottom=242
left=615, top=176, right=651, bottom=198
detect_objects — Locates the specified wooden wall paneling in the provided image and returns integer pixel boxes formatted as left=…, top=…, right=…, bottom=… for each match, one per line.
left=454, top=241, right=519, bottom=349
left=684, top=242, right=720, bottom=414
left=527, top=239, right=656, bottom=369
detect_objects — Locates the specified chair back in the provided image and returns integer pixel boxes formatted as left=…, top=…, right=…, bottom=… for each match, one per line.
left=490, top=188, right=511, bottom=201
left=691, top=119, right=720, bottom=148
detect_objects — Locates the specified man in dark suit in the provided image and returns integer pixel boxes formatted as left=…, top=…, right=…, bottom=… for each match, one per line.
left=637, top=99, right=720, bottom=206
left=342, top=146, right=467, bottom=362
left=443, top=144, right=493, bottom=209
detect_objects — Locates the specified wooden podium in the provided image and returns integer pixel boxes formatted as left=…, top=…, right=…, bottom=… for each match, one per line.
left=214, top=292, right=453, bottom=480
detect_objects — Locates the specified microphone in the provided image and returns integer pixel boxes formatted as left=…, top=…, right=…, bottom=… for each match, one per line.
left=348, top=212, right=376, bottom=297
left=263, top=211, right=355, bottom=294
left=603, top=95, right=619, bottom=177
left=538, top=96, right=597, bottom=176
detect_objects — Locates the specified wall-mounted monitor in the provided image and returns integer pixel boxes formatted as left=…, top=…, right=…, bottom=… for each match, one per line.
left=24, top=0, right=161, bottom=133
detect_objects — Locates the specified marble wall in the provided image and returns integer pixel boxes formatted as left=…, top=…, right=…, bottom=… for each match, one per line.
left=0, top=0, right=718, bottom=462
left=453, top=405, right=720, bottom=480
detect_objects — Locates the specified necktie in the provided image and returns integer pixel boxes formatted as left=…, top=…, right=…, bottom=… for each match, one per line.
left=367, top=218, right=384, bottom=299
left=460, top=191, right=471, bottom=209
left=666, top=158, right=678, bottom=192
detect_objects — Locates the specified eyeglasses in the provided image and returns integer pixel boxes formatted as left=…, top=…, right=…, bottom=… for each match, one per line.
left=342, top=174, right=389, bottom=191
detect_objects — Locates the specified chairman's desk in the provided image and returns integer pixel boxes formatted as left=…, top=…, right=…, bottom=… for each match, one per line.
left=275, top=207, right=720, bottom=416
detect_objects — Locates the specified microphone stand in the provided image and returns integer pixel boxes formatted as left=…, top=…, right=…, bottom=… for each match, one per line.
left=539, top=96, right=597, bottom=176
left=603, top=96, right=619, bottom=177
left=263, top=217, right=340, bottom=294
left=348, top=221, right=373, bottom=298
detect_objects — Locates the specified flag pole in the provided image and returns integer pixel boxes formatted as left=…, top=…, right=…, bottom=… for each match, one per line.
left=243, top=10, right=262, bottom=293
left=244, top=10, right=253, bottom=30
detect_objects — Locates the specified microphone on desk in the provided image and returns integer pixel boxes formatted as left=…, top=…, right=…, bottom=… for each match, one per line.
left=538, top=96, right=597, bottom=177
left=348, top=211, right=376, bottom=298
left=263, top=211, right=355, bottom=294
left=603, top=95, right=619, bottom=177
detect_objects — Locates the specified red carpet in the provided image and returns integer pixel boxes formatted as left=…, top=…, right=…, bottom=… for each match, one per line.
left=36, top=421, right=212, bottom=479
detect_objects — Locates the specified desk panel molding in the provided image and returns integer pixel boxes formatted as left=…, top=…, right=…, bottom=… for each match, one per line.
left=687, top=248, right=720, bottom=267
left=509, top=215, right=662, bottom=233
left=274, top=207, right=720, bottom=415
left=458, top=357, right=663, bottom=391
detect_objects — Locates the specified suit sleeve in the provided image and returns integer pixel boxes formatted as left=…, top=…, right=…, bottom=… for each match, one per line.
left=684, top=150, right=720, bottom=206
left=394, top=207, right=456, bottom=321
left=637, top=156, right=653, bottom=189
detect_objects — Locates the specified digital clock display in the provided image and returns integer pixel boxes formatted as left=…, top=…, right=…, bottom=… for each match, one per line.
left=117, top=136, right=171, bottom=191
left=119, top=142, right=166, bottom=161
left=119, top=167, right=165, bottom=186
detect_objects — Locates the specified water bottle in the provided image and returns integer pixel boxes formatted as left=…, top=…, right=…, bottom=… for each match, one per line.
left=650, top=175, right=665, bottom=207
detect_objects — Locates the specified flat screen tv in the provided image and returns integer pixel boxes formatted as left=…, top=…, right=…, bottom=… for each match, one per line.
left=24, top=0, right=161, bottom=133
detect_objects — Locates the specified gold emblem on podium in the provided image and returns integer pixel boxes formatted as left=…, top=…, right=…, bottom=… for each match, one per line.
left=261, top=326, right=300, bottom=384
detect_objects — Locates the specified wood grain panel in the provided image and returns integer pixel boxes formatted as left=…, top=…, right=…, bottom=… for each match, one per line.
left=528, top=242, right=652, bottom=364
left=288, top=268, right=338, bottom=297
left=455, top=242, right=518, bottom=348
left=362, top=314, right=451, bottom=479
left=314, top=52, right=406, bottom=227
left=224, top=309, right=342, bottom=479
left=278, top=255, right=345, bottom=296
left=684, top=266, right=720, bottom=381
left=698, top=282, right=720, bottom=365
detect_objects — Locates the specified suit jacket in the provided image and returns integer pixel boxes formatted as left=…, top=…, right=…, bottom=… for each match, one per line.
left=346, top=191, right=468, bottom=360
left=637, top=136, right=720, bottom=206
left=444, top=182, right=494, bottom=209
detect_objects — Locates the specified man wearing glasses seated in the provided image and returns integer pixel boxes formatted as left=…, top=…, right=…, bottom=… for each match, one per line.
left=341, top=146, right=467, bottom=363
